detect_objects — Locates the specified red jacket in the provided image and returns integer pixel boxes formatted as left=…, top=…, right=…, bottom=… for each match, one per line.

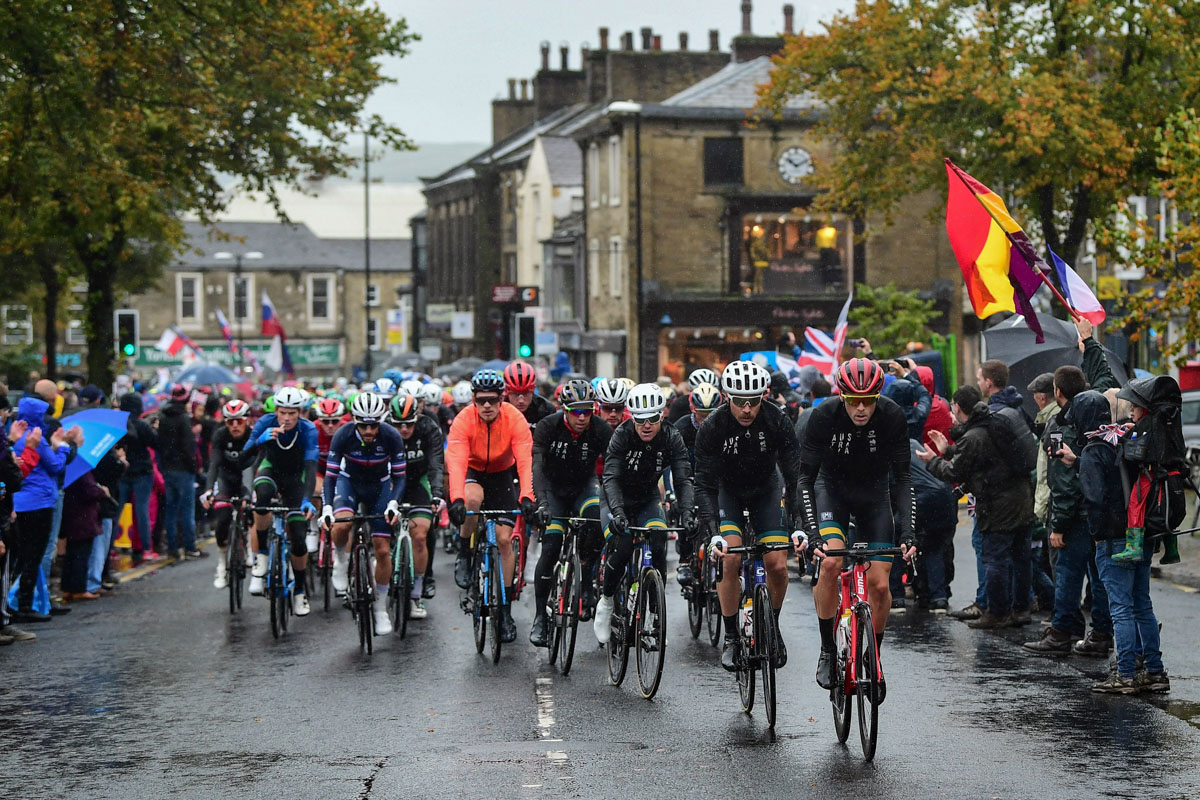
left=916, top=366, right=955, bottom=448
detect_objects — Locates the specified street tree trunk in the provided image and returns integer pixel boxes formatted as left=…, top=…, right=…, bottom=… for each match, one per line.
left=38, top=252, right=60, bottom=381
left=82, top=243, right=120, bottom=391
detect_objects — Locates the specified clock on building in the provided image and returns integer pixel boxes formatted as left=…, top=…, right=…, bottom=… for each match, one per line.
left=777, top=146, right=814, bottom=184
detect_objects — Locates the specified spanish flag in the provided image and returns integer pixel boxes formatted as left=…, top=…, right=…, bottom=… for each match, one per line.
left=944, top=159, right=1047, bottom=342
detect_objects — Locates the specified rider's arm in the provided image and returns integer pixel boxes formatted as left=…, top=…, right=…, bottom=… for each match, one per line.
left=388, top=426, right=407, bottom=504
left=204, top=429, right=223, bottom=493
left=508, top=405, right=535, bottom=500
left=797, top=461, right=820, bottom=533
left=601, top=426, right=628, bottom=513
left=891, top=457, right=916, bottom=543
left=423, top=422, right=445, bottom=500
left=244, top=414, right=272, bottom=454
left=302, top=422, right=320, bottom=500
left=774, top=408, right=804, bottom=520
left=531, top=415, right=552, bottom=504
left=666, top=427, right=694, bottom=512
left=444, top=409, right=471, bottom=502
left=321, top=426, right=345, bottom=507
left=797, top=403, right=832, bottom=533
left=691, top=416, right=721, bottom=523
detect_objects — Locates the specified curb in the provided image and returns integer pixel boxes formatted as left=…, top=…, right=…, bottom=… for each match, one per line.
left=112, top=536, right=215, bottom=584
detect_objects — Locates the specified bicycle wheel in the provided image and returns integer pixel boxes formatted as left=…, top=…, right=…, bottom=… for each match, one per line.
left=635, top=569, right=667, bottom=700
left=320, top=532, right=332, bottom=612
left=831, top=643, right=852, bottom=743
left=607, top=587, right=630, bottom=686
left=267, top=538, right=281, bottom=639
left=512, top=522, right=526, bottom=600
left=547, top=559, right=564, bottom=666
left=856, top=607, right=879, bottom=760
left=279, top=544, right=290, bottom=635
left=473, top=549, right=487, bottom=653
left=489, top=547, right=503, bottom=664
left=755, top=584, right=778, bottom=729
left=737, top=604, right=755, bottom=713
left=228, top=527, right=244, bottom=614
left=559, top=548, right=582, bottom=675
left=356, top=543, right=373, bottom=654
left=395, top=534, right=414, bottom=639
left=687, top=558, right=704, bottom=639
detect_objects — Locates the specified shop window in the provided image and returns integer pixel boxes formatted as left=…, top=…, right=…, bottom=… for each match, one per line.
left=738, top=213, right=850, bottom=296
left=704, top=138, right=743, bottom=187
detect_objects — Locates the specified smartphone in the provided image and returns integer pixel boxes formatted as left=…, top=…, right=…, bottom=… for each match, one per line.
left=1048, top=431, right=1064, bottom=458
left=845, top=338, right=864, bottom=349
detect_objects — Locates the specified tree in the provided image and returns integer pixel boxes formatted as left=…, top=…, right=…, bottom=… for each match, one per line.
left=0, top=1, right=417, bottom=386
left=846, top=282, right=939, bottom=358
left=755, top=1, right=1200, bottom=267
left=1098, top=109, right=1200, bottom=366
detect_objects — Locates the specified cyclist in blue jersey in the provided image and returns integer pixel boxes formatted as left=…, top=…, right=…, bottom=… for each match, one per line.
left=319, top=392, right=408, bottom=636
left=245, top=387, right=320, bottom=616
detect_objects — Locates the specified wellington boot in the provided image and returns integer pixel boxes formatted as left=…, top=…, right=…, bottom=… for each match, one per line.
left=1159, top=534, right=1181, bottom=565
left=1112, top=527, right=1144, bottom=563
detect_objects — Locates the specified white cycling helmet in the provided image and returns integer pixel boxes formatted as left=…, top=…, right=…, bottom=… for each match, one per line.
left=721, top=360, right=771, bottom=397
left=420, top=383, right=443, bottom=405
left=350, top=391, right=388, bottom=424
left=627, top=383, right=667, bottom=419
left=273, top=386, right=308, bottom=409
left=595, top=378, right=630, bottom=406
left=400, top=379, right=424, bottom=398
left=688, top=368, right=720, bottom=389
left=373, top=377, right=396, bottom=396
left=451, top=381, right=473, bottom=405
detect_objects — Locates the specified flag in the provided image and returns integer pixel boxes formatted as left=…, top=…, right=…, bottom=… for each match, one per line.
left=215, top=308, right=237, bottom=354
left=800, top=290, right=853, bottom=380
left=830, top=290, right=853, bottom=372
left=804, top=327, right=836, bottom=360
left=172, top=327, right=206, bottom=360
left=944, top=159, right=1046, bottom=342
left=1047, top=247, right=1106, bottom=326
left=154, top=328, right=184, bottom=356
left=261, top=291, right=286, bottom=338
left=260, top=291, right=293, bottom=375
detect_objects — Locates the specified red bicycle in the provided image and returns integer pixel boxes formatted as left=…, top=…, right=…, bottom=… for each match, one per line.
left=821, top=543, right=906, bottom=761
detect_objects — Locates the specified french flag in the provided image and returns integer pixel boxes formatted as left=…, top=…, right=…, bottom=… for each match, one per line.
left=1047, top=248, right=1105, bottom=326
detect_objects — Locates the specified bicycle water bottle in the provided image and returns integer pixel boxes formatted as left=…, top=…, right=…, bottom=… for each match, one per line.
left=742, top=595, right=753, bottom=638
left=836, top=606, right=852, bottom=652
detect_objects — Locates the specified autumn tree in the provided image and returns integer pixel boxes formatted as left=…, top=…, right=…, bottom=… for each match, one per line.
left=755, top=1, right=1200, bottom=267
left=846, top=283, right=939, bottom=358
left=0, top=1, right=416, bottom=386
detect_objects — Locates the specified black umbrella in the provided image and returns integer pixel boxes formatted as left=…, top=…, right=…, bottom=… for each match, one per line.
left=983, top=312, right=1128, bottom=420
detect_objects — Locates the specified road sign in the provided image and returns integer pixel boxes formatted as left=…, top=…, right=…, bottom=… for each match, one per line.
left=519, top=286, right=539, bottom=304
left=451, top=312, right=474, bottom=340
left=535, top=330, right=558, bottom=356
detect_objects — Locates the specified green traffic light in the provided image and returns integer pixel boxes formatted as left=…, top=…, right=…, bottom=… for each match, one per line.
left=518, top=344, right=532, bottom=357
left=122, top=343, right=136, bottom=356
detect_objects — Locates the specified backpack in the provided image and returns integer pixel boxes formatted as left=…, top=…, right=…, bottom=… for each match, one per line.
left=983, top=407, right=1038, bottom=482
left=1122, top=383, right=1190, bottom=538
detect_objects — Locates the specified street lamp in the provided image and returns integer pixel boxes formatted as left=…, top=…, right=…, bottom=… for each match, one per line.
left=605, top=101, right=644, bottom=378
left=214, top=250, right=264, bottom=371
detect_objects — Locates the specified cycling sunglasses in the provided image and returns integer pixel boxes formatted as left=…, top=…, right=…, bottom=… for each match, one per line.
left=728, top=395, right=762, bottom=409
left=600, top=404, right=626, bottom=413
left=318, top=418, right=340, bottom=425
left=396, top=419, right=418, bottom=427
left=225, top=417, right=247, bottom=425
left=633, top=413, right=663, bottom=426
left=355, top=422, right=380, bottom=430
left=474, top=395, right=501, bottom=407
left=566, top=405, right=593, bottom=417
left=843, top=394, right=880, bottom=408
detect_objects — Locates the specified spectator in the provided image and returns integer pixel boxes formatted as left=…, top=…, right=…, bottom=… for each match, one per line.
left=117, top=393, right=159, bottom=564
left=1024, top=366, right=1112, bottom=655
left=908, top=439, right=956, bottom=611
left=66, top=384, right=107, bottom=415
left=770, top=370, right=803, bottom=422
left=916, top=366, right=954, bottom=450
left=61, top=468, right=107, bottom=601
left=977, top=359, right=1034, bottom=431
left=89, top=445, right=126, bottom=594
left=1028, top=371, right=1059, bottom=595
left=918, top=385, right=1035, bottom=628
left=882, top=358, right=931, bottom=441
left=27, top=379, right=77, bottom=614
left=795, top=365, right=821, bottom=407
left=157, top=384, right=203, bottom=559
left=1, top=406, right=35, bottom=642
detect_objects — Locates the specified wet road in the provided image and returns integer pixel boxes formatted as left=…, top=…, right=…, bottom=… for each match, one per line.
left=4, top=523, right=1200, bottom=799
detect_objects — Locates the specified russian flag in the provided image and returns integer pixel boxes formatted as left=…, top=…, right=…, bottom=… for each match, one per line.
left=1047, top=247, right=1106, bottom=326
left=215, top=308, right=237, bottom=354
left=261, top=291, right=286, bottom=337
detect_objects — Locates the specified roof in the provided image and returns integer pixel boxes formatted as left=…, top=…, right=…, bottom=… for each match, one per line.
left=661, top=56, right=819, bottom=111
left=174, top=221, right=408, bottom=271
left=540, top=136, right=582, bottom=186
left=320, top=238, right=410, bottom=272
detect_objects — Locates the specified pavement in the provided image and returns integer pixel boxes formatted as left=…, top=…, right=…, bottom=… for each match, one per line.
left=4, top=514, right=1200, bottom=799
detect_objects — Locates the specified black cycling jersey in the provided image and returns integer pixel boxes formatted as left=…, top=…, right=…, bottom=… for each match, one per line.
left=532, top=412, right=613, bottom=503
left=435, top=404, right=457, bottom=438
left=693, top=400, right=803, bottom=524
left=522, top=393, right=556, bottom=428
left=205, top=427, right=254, bottom=494
left=400, top=414, right=445, bottom=499
left=673, top=413, right=699, bottom=467
left=797, top=396, right=914, bottom=541
left=602, top=419, right=693, bottom=513
left=666, top=393, right=691, bottom=424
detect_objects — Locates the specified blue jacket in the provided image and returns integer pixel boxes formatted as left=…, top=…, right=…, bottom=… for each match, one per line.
left=13, top=397, right=71, bottom=512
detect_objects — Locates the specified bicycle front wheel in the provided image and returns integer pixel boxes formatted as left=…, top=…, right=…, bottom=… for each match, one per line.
left=856, top=607, right=879, bottom=760
left=489, top=547, right=503, bottom=664
left=831, top=643, right=852, bottom=744
left=228, top=528, right=244, bottom=614
left=706, top=567, right=722, bottom=646
left=320, top=531, right=332, bottom=613
left=354, top=544, right=373, bottom=653
left=395, top=534, right=414, bottom=639
left=268, top=542, right=282, bottom=640
left=737, top=606, right=755, bottom=713
left=635, top=569, right=667, bottom=700
left=547, top=560, right=565, bottom=666
left=687, top=558, right=704, bottom=639
left=559, top=548, right=582, bottom=675
left=472, top=551, right=487, bottom=654
left=607, top=590, right=630, bottom=686
left=755, top=584, right=778, bottom=728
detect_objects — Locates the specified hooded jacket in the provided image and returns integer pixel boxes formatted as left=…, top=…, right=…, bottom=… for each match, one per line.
left=1032, top=399, right=1059, bottom=521
left=118, top=393, right=159, bottom=478
left=156, top=400, right=196, bottom=473
left=1071, top=390, right=1126, bottom=543
left=988, top=386, right=1034, bottom=432
left=882, top=373, right=931, bottom=442
left=12, top=397, right=71, bottom=512
left=915, top=367, right=954, bottom=449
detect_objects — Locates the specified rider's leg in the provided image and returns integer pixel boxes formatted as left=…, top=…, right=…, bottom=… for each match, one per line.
left=285, top=510, right=309, bottom=595
left=533, top=517, right=565, bottom=613
left=251, top=474, right=276, bottom=555
left=410, top=516, right=430, bottom=597
left=495, top=523, right=515, bottom=588
left=764, top=550, right=789, bottom=609
left=371, top=534, right=392, bottom=589
left=866, top=559, right=894, bottom=638
left=460, top=481, right=484, bottom=556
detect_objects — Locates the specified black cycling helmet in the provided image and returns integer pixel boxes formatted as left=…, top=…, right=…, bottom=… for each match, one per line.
left=559, top=379, right=595, bottom=408
left=471, top=368, right=505, bottom=394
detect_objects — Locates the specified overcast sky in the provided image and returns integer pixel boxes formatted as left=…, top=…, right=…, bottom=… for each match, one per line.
left=366, top=0, right=855, bottom=144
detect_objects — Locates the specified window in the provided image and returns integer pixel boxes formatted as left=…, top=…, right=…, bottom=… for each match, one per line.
left=588, top=143, right=600, bottom=207
left=1, top=305, right=32, bottom=345
left=229, top=274, right=255, bottom=323
left=589, top=238, right=600, bottom=298
left=703, top=137, right=744, bottom=187
left=307, top=273, right=334, bottom=327
left=366, top=317, right=379, bottom=350
left=176, top=273, right=203, bottom=327
left=532, top=188, right=541, bottom=234
left=366, top=283, right=380, bottom=307
left=737, top=212, right=851, bottom=295
left=66, top=304, right=86, bottom=345
left=608, top=136, right=621, bottom=206
left=608, top=236, right=623, bottom=299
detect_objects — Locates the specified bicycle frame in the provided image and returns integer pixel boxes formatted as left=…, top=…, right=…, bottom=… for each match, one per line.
left=466, top=510, right=520, bottom=608
left=254, top=505, right=296, bottom=603
left=823, top=544, right=906, bottom=694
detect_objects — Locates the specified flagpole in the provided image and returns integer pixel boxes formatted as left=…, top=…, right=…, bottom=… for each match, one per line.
left=945, top=159, right=1080, bottom=321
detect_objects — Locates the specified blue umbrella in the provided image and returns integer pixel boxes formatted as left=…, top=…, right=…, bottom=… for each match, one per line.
left=480, top=359, right=510, bottom=372
left=175, top=362, right=241, bottom=385
left=63, top=409, right=130, bottom=487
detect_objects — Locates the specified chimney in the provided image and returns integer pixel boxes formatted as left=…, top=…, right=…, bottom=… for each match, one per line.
left=581, top=44, right=590, bottom=61
left=560, top=43, right=569, bottom=70
left=783, top=4, right=794, bottom=34
left=640, top=27, right=652, bottom=50
left=679, top=32, right=689, bottom=50
left=507, top=78, right=516, bottom=100
left=599, top=27, right=609, bottom=50
left=652, top=34, right=662, bottom=51
left=741, top=1, right=752, bottom=34
left=621, top=31, right=634, bottom=50
left=540, top=41, right=550, bottom=71
left=709, top=29, right=720, bottom=51
left=520, top=78, right=529, bottom=100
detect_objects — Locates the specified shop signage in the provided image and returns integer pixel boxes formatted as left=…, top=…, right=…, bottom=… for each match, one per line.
left=491, top=283, right=518, bottom=304
left=425, top=303, right=455, bottom=329
left=451, top=312, right=474, bottom=340
left=134, top=342, right=340, bottom=367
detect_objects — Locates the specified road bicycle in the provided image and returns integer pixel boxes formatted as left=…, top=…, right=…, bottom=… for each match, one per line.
left=388, top=503, right=417, bottom=639
left=223, top=496, right=251, bottom=614
left=607, top=525, right=684, bottom=700
left=546, top=515, right=594, bottom=675
left=680, top=511, right=721, bottom=646
left=253, top=505, right=303, bottom=640
left=336, top=512, right=388, bottom=654
left=463, top=509, right=521, bottom=664
left=822, top=543, right=907, bottom=761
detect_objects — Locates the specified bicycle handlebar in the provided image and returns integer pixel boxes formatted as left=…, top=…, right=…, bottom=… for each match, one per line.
left=627, top=525, right=687, bottom=533
left=718, top=542, right=794, bottom=556
left=550, top=516, right=596, bottom=524
left=253, top=506, right=306, bottom=514
left=820, top=546, right=907, bottom=559
left=465, top=509, right=521, bottom=517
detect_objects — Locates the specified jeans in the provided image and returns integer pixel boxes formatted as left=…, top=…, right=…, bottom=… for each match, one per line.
left=1051, top=521, right=1112, bottom=637
left=87, top=518, right=114, bottom=593
left=119, top=473, right=155, bottom=553
left=971, top=518, right=986, bottom=607
left=1010, top=524, right=1032, bottom=613
left=1095, top=544, right=1163, bottom=678
left=162, top=470, right=197, bottom=552
left=14, top=508, right=54, bottom=611
left=919, top=526, right=953, bottom=602
left=38, top=489, right=65, bottom=582
left=1030, top=542, right=1056, bottom=609
left=981, top=526, right=1026, bottom=616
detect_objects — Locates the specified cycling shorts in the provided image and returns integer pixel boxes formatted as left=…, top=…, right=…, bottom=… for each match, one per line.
left=402, top=475, right=433, bottom=521
left=211, top=475, right=248, bottom=509
left=252, top=466, right=310, bottom=556
left=717, top=472, right=788, bottom=545
left=465, top=466, right=517, bottom=526
left=544, top=478, right=601, bottom=538
left=333, top=475, right=392, bottom=538
left=814, top=476, right=896, bottom=563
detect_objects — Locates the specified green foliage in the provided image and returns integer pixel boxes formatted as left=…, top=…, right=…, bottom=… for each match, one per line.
left=0, top=346, right=42, bottom=389
left=847, top=283, right=939, bottom=358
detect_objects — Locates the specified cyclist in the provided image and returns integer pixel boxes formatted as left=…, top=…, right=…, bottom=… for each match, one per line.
left=320, top=392, right=408, bottom=635
left=595, top=378, right=632, bottom=431
left=798, top=358, right=917, bottom=698
left=593, top=383, right=695, bottom=645
left=312, top=397, right=346, bottom=554
left=389, top=390, right=444, bottom=611
left=199, top=399, right=256, bottom=590
left=446, top=369, right=537, bottom=644
left=668, top=368, right=719, bottom=424
left=504, top=362, right=554, bottom=427
left=373, top=377, right=397, bottom=398
left=246, top=387, right=320, bottom=615
left=672, top=382, right=722, bottom=588
left=528, top=379, right=612, bottom=647
left=696, top=361, right=804, bottom=671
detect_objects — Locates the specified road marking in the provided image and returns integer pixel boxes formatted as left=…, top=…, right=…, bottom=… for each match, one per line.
left=535, top=677, right=555, bottom=735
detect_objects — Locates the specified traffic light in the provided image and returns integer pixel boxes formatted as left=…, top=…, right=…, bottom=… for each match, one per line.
left=514, top=314, right=535, bottom=359
left=115, top=310, right=138, bottom=358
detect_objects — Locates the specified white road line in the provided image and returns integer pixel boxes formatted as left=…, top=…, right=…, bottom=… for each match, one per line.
left=535, top=676, right=555, bottom=736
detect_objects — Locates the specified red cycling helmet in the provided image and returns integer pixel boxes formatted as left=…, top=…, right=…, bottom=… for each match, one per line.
left=316, top=398, right=344, bottom=419
left=222, top=399, right=250, bottom=419
left=503, top=361, right=537, bottom=393
left=835, top=358, right=886, bottom=396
